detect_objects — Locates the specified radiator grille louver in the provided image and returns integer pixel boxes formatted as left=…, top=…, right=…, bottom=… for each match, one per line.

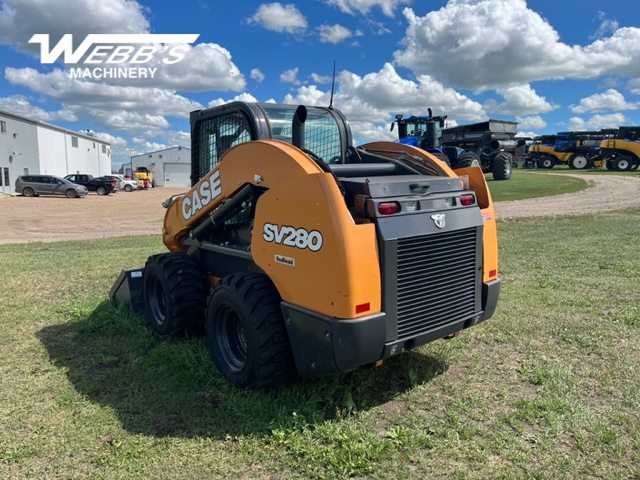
left=396, top=227, right=478, bottom=339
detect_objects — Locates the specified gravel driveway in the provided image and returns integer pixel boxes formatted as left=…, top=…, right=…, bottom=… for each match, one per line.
left=1, top=174, right=639, bottom=245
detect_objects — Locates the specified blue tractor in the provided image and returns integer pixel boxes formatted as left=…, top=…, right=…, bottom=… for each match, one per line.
left=392, top=109, right=514, bottom=180
left=391, top=109, right=481, bottom=170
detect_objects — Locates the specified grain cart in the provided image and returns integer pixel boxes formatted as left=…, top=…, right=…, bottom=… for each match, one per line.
left=440, top=119, right=516, bottom=180
left=110, top=102, right=500, bottom=389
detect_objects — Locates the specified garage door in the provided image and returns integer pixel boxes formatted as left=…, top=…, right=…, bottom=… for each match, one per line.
left=164, top=163, right=191, bottom=187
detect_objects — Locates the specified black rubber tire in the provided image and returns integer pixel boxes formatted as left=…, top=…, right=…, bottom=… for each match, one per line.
left=426, top=151, right=450, bottom=167
left=124, top=184, right=133, bottom=192
left=606, top=159, right=616, bottom=171
left=568, top=152, right=591, bottom=170
left=206, top=273, right=296, bottom=389
left=491, top=152, right=512, bottom=180
left=143, top=253, right=206, bottom=337
left=96, top=186, right=107, bottom=195
left=613, top=155, right=633, bottom=172
left=537, top=155, right=555, bottom=169
left=454, top=151, right=481, bottom=169
left=22, top=187, right=35, bottom=197
left=65, top=189, right=78, bottom=198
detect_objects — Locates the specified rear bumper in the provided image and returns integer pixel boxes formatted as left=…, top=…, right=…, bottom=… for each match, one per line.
left=281, top=276, right=500, bottom=378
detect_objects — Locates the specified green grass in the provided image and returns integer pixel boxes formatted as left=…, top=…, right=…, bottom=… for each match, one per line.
left=486, top=169, right=590, bottom=202
left=2, top=209, right=640, bottom=479
left=522, top=164, right=640, bottom=177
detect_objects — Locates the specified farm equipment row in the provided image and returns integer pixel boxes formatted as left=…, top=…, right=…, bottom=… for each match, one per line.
left=392, top=110, right=516, bottom=181
left=392, top=108, right=640, bottom=173
left=526, top=127, right=640, bottom=171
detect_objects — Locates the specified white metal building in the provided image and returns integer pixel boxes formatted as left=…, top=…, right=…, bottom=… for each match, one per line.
left=0, top=109, right=111, bottom=196
left=128, top=146, right=191, bottom=188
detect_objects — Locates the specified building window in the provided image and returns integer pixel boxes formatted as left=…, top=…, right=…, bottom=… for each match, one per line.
left=0, top=120, right=6, bottom=134
left=93, top=142, right=96, bottom=149
left=71, top=136, right=78, bottom=148
left=149, top=154, right=153, bottom=158
left=5, top=168, right=11, bottom=186
left=102, top=144, right=106, bottom=153
left=159, top=154, right=163, bottom=158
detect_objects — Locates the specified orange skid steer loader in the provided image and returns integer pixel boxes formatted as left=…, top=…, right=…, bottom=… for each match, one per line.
left=111, top=102, right=500, bottom=389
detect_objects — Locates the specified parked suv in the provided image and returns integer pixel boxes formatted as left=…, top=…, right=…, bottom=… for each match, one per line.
left=15, top=175, right=88, bottom=198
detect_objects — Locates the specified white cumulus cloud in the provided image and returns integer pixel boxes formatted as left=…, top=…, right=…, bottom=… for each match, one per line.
left=323, top=0, right=410, bottom=17
left=394, top=0, right=640, bottom=90
left=566, top=113, right=626, bottom=131
left=246, top=3, right=307, bottom=34
left=484, top=84, right=557, bottom=116
left=318, top=24, right=352, bottom=44
left=571, top=89, right=639, bottom=113
left=0, top=94, right=77, bottom=121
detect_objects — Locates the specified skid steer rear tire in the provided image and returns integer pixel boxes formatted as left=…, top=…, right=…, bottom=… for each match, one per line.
left=143, top=253, right=206, bottom=337
left=206, top=273, right=296, bottom=389
left=491, top=152, right=512, bottom=180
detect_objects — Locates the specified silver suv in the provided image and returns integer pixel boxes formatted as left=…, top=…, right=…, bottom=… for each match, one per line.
left=15, top=175, right=88, bottom=198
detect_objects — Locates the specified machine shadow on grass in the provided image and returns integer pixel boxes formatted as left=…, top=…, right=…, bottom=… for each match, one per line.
left=37, top=300, right=448, bottom=439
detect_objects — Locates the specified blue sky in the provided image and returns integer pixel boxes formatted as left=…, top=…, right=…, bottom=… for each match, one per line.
left=1, top=0, right=639, bottom=168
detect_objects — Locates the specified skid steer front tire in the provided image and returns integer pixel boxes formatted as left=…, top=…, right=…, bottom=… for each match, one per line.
left=206, top=273, right=296, bottom=389
left=143, top=253, right=206, bottom=337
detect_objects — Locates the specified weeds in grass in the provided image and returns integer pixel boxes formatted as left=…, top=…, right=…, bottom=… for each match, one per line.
left=2, top=210, right=640, bottom=479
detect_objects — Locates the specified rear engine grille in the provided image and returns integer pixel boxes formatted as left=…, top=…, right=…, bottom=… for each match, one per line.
left=396, top=227, right=478, bottom=339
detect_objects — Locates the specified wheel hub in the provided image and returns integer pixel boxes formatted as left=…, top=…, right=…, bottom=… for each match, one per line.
left=217, top=306, right=248, bottom=372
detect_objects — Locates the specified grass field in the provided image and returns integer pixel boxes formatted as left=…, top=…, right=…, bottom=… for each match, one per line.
left=486, top=170, right=590, bottom=202
left=2, top=207, right=640, bottom=478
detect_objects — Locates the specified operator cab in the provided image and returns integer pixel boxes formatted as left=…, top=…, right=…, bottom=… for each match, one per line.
left=391, top=111, right=447, bottom=150
left=190, top=102, right=352, bottom=186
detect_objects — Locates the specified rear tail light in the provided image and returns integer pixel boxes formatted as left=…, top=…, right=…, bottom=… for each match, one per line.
left=378, top=202, right=400, bottom=215
left=459, top=194, right=475, bottom=206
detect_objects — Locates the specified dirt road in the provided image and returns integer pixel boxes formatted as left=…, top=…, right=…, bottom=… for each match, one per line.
left=493, top=174, right=640, bottom=218
left=1, top=175, right=639, bottom=245
left=0, top=187, right=186, bottom=244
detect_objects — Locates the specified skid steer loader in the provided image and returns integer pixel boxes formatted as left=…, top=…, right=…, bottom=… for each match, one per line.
left=110, top=101, right=500, bottom=389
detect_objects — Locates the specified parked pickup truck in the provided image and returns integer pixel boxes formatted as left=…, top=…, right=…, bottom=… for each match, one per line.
left=64, top=174, right=116, bottom=195
left=104, top=174, right=142, bottom=192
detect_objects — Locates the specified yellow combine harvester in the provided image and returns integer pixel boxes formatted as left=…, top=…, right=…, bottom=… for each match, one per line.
left=111, top=102, right=500, bottom=389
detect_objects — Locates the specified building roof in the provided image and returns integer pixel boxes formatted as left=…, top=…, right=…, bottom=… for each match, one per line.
left=0, top=108, right=111, bottom=145
left=130, top=145, right=190, bottom=159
